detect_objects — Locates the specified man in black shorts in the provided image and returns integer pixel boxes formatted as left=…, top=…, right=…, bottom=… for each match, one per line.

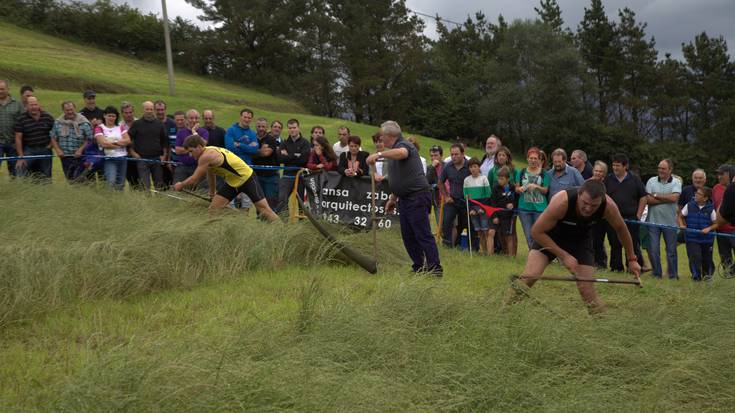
left=511, top=180, right=641, bottom=313
left=173, top=135, right=279, bottom=222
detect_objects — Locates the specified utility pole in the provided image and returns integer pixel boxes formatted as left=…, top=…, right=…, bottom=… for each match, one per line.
left=161, top=0, right=176, bottom=96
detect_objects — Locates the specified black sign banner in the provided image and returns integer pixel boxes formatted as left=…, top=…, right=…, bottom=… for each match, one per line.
left=302, top=171, right=399, bottom=230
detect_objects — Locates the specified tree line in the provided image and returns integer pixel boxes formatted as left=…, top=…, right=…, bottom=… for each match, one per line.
left=2, top=0, right=733, bottom=179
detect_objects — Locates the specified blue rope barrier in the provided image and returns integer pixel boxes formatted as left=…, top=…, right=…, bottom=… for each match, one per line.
left=0, top=154, right=303, bottom=171
left=436, top=195, right=735, bottom=240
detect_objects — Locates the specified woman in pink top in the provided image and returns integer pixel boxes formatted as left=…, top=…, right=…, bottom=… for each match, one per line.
left=94, top=106, right=130, bottom=190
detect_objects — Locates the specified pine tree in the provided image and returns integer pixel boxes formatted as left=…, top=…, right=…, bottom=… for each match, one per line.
left=576, top=0, right=622, bottom=125
left=534, top=0, right=564, bottom=33
left=617, top=7, right=657, bottom=139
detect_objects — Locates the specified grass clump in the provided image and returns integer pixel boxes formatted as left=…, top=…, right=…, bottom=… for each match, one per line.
left=0, top=180, right=339, bottom=328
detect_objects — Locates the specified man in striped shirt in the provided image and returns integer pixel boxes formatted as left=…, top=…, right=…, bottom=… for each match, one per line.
left=14, top=96, right=55, bottom=180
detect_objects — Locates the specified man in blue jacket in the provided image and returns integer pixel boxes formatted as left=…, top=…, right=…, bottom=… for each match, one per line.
left=225, top=108, right=259, bottom=164
left=225, top=108, right=259, bottom=210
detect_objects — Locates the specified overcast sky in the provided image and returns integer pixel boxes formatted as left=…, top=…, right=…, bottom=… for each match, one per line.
left=125, top=0, right=733, bottom=60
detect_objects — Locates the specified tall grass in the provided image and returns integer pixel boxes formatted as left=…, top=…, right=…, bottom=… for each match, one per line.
left=36, top=274, right=735, bottom=412
left=0, top=180, right=343, bottom=328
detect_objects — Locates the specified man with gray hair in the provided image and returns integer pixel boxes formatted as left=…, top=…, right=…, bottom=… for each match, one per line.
left=173, top=109, right=209, bottom=186
left=480, top=134, right=501, bottom=176
left=570, top=149, right=593, bottom=180
left=119, top=101, right=139, bottom=188
left=367, top=121, right=442, bottom=276
left=0, top=79, right=24, bottom=176
left=678, top=168, right=707, bottom=213
left=50, top=100, right=93, bottom=182
left=548, top=148, right=584, bottom=199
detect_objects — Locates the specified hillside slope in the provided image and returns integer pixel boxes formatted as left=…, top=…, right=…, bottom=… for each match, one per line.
left=0, top=21, right=482, bottom=158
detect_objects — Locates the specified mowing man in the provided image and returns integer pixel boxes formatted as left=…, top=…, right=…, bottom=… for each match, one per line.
left=173, top=134, right=279, bottom=221
left=512, top=180, right=641, bottom=313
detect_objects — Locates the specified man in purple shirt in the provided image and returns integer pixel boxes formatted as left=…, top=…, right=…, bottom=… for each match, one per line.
left=174, top=109, right=209, bottom=188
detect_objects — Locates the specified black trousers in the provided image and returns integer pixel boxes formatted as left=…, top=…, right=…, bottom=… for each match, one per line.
left=685, top=242, right=714, bottom=280
left=717, top=234, right=735, bottom=272
left=607, top=220, right=644, bottom=272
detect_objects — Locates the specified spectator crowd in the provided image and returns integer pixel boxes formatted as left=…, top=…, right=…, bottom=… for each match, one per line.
left=1, top=79, right=735, bottom=282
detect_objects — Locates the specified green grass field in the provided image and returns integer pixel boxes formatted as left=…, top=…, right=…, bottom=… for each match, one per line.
left=1, top=21, right=734, bottom=412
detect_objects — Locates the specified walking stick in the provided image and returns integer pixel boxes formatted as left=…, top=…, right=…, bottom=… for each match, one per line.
left=371, top=171, right=378, bottom=264
left=436, top=197, right=444, bottom=243
left=466, top=195, right=473, bottom=257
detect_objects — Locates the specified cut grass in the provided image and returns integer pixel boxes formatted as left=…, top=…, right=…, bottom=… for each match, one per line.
left=1, top=179, right=734, bottom=412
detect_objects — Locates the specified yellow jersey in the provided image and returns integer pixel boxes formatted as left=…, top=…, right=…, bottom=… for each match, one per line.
left=206, top=146, right=253, bottom=187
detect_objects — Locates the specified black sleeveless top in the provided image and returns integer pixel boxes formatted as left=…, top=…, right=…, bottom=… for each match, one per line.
left=549, top=188, right=606, bottom=241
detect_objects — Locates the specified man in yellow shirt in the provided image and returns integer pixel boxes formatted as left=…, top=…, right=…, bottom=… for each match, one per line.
left=173, top=134, right=279, bottom=221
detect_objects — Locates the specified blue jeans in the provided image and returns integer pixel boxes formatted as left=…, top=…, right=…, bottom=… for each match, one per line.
left=441, top=200, right=468, bottom=247
left=519, top=210, right=542, bottom=249
left=16, top=146, right=52, bottom=181
left=0, top=144, right=17, bottom=176
left=257, top=174, right=279, bottom=209
left=648, top=226, right=678, bottom=279
left=104, top=157, right=127, bottom=190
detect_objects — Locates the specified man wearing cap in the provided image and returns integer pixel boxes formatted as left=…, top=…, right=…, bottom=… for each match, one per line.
left=713, top=165, right=735, bottom=272
left=80, top=90, right=103, bottom=128
left=367, top=121, right=442, bottom=276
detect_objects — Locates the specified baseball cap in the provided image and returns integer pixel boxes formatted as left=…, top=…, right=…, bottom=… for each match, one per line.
left=717, top=164, right=732, bottom=174
left=83, top=90, right=96, bottom=99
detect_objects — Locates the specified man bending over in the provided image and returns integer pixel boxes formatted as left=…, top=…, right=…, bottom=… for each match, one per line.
left=173, top=134, right=279, bottom=221
left=510, top=180, right=641, bottom=313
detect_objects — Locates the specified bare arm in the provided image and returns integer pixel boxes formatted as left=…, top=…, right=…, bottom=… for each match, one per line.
left=15, top=132, right=23, bottom=157
left=603, top=196, right=641, bottom=276
left=647, top=192, right=679, bottom=204
left=96, top=133, right=116, bottom=149
left=530, top=192, right=569, bottom=261
left=637, top=196, right=647, bottom=220
left=174, top=150, right=214, bottom=188
left=50, top=137, right=63, bottom=156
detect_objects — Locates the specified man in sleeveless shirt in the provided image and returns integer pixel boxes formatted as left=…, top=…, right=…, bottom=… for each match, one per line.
left=511, top=180, right=641, bottom=313
left=173, top=135, right=279, bottom=222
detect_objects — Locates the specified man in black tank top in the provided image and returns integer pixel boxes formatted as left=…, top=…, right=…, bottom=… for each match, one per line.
left=513, top=180, right=641, bottom=313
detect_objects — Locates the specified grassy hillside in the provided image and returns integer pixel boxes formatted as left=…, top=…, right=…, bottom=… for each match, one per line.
left=0, top=21, right=485, bottom=160
left=1, top=21, right=733, bottom=412
left=0, top=181, right=734, bottom=411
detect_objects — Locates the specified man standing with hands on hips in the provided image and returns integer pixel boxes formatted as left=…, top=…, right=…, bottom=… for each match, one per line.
left=367, top=121, right=442, bottom=277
